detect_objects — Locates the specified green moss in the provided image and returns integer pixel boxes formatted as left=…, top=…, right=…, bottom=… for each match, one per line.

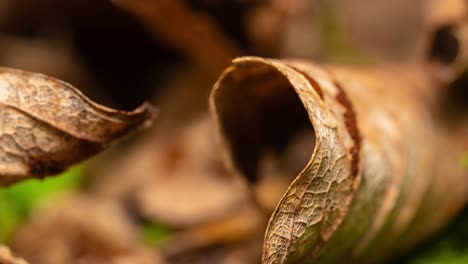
left=0, top=165, right=83, bottom=242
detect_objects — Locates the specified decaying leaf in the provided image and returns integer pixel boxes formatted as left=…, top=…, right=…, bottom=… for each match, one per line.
left=12, top=195, right=164, bottom=264
left=0, top=245, right=28, bottom=264
left=0, top=68, right=155, bottom=186
left=210, top=57, right=467, bottom=263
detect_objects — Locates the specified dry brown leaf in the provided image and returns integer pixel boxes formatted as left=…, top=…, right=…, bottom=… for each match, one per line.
left=12, top=195, right=164, bottom=264
left=211, top=57, right=359, bottom=263
left=210, top=57, right=467, bottom=263
left=0, top=245, right=28, bottom=264
left=0, top=68, right=155, bottom=186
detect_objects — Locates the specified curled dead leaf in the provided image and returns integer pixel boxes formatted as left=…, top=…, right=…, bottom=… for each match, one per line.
left=211, top=57, right=359, bottom=263
left=210, top=57, right=467, bottom=263
left=0, top=68, right=156, bottom=186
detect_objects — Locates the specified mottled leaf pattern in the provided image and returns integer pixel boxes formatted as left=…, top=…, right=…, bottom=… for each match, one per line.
left=210, top=57, right=467, bottom=264
left=0, top=68, right=155, bottom=186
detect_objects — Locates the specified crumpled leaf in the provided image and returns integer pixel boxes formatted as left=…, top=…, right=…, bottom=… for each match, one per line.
left=210, top=57, right=467, bottom=263
left=0, top=68, right=156, bottom=186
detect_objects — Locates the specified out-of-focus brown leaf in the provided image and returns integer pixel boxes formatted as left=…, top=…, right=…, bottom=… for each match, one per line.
left=112, top=0, right=244, bottom=133
left=210, top=57, right=467, bottom=263
left=0, top=35, right=113, bottom=107
left=12, top=195, right=164, bottom=264
left=245, top=0, right=306, bottom=57
left=112, top=0, right=239, bottom=76
left=0, top=68, right=155, bottom=186
left=162, top=203, right=266, bottom=259
left=90, top=116, right=249, bottom=227
left=131, top=117, right=249, bottom=227
left=424, top=0, right=468, bottom=84
left=153, top=65, right=219, bottom=136
left=0, top=245, right=28, bottom=264
left=168, top=239, right=263, bottom=264
left=425, top=0, right=467, bottom=29
left=422, top=0, right=468, bottom=118
left=271, top=0, right=425, bottom=63
left=136, top=170, right=248, bottom=227
left=331, top=0, right=426, bottom=62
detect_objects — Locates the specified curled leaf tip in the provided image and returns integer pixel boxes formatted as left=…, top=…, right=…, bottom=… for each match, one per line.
left=0, top=67, right=157, bottom=186
left=211, top=57, right=359, bottom=263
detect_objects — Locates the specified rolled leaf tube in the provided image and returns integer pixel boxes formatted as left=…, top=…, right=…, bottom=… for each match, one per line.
left=209, top=57, right=467, bottom=263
